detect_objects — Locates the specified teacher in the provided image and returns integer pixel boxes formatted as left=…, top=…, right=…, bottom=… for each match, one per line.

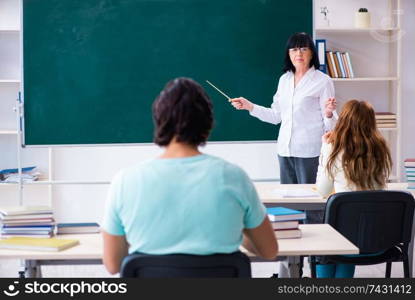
left=231, top=32, right=337, bottom=185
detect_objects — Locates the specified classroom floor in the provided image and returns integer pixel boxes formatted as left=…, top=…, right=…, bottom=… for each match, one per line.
left=0, top=258, right=413, bottom=278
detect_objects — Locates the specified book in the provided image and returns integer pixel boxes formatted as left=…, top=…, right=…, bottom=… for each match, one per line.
left=328, top=51, right=338, bottom=78
left=0, top=219, right=54, bottom=225
left=271, top=220, right=299, bottom=230
left=375, top=112, right=396, bottom=120
left=0, top=237, right=79, bottom=251
left=275, top=229, right=302, bottom=239
left=1, top=232, right=53, bottom=238
left=345, top=52, right=355, bottom=78
left=266, top=207, right=306, bottom=222
left=57, top=222, right=100, bottom=234
left=0, top=166, right=36, bottom=175
left=315, top=39, right=326, bottom=73
left=336, top=51, right=346, bottom=78
left=326, top=52, right=335, bottom=78
left=0, top=206, right=52, bottom=216
left=404, top=159, right=415, bottom=167
left=0, top=214, right=53, bottom=221
left=332, top=52, right=341, bottom=78
left=377, top=123, right=396, bottom=128
left=341, top=53, right=350, bottom=78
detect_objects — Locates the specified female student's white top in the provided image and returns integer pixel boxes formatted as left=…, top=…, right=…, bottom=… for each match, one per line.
left=250, top=67, right=337, bottom=158
left=316, top=142, right=383, bottom=198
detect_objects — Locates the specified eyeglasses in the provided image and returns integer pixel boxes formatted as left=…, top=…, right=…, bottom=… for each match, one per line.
left=289, top=47, right=309, bottom=53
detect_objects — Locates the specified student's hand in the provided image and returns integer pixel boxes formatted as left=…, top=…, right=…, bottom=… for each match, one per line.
left=324, top=97, right=336, bottom=118
left=322, top=131, right=333, bottom=143
left=231, top=97, right=254, bottom=112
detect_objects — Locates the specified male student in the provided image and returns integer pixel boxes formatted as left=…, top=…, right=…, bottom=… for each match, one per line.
left=102, top=77, right=278, bottom=274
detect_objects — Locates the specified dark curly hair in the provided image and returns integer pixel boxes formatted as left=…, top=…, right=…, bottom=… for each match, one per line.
left=153, top=77, right=213, bottom=146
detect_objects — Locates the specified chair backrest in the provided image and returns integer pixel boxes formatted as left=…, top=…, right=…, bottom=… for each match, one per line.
left=120, top=251, right=251, bottom=278
left=324, top=190, right=415, bottom=253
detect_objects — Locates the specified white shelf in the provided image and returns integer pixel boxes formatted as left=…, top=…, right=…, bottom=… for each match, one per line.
left=0, top=130, right=18, bottom=135
left=315, top=27, right=399, bottom=33
left=0, top=28, right=20, bottom=33
left=24, top=180, right=110, bottom=185
left=331, top=77, right=398, bottom=82
left=0, top=182, right=18, bottom=186
left=0, top=79, right=20, bottom=83
left=378, top=127, right=397, bottom=131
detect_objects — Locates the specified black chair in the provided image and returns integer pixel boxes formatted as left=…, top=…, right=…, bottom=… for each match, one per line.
left=310, top=190, right=415, bottom=278
left=120, top=251, right=251, bottom=278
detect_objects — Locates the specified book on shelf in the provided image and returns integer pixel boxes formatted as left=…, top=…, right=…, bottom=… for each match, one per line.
left=332, top=52, right=341, bottom=77
left=266, top=207, right=306, bottom=222
left=0, top=166, right=40, bottom=183
left=341, top=53, right=350, bottom=78
left=377, top=123, right=396, bottom=128
left=315, top=39, right=327, bottom=74
left=325, top=51, right=354, bottom=78
left=376, top=120, right=396, bottom=124
left=336, top=51, right=346, bottom=78
left=326, top=51, right=336, bottom=78
left=375, top=112, right=396, bottom=120
left=275, top=228, right=302, bottom=239
left=404, top=158, right=415, bottom=167
left=344, top=52, right=354, bottom=77
left=271, top=220, right=299, bottom=230
left=0, top=237, right=79, bottom=252
left=57, top=222, right=100, bottom=234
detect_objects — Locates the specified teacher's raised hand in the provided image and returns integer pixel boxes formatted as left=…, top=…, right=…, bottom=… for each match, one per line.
left=231, top=97, right=254, bottom=111
left=324, top=97, right=337, bottom=118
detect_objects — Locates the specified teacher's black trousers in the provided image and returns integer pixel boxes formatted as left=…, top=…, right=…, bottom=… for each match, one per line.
left=277, top=155, right=323, bottom=224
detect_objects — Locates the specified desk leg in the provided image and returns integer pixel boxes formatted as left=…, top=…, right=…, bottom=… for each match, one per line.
left=24, top=260, right=42, bottom=278
left=278, top=256, right=301, bottom=278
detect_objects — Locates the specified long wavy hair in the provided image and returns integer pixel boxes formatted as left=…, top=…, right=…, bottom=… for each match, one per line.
left=327, top=100, right=392, bottom=190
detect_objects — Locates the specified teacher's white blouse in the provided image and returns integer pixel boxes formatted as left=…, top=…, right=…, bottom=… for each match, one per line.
left=250, top=67, right=337, bottom=158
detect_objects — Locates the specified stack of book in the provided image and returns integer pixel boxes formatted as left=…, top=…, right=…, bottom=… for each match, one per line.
left=404, top=159, right=415, bottom=190
left=57, top=222, right=100, bottom=234
left=0, top=206, right=55, bottom=238
left=0, top=166, right=40, bottom=183
left=326, top=51, right=354, bottom=78
left=375, top=112, right=397, bottom=129
left=266, top=207, right=306, bottom=239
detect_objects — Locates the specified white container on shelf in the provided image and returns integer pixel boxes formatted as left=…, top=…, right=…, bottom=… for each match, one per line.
left=355, top=11, right=371, bottom=28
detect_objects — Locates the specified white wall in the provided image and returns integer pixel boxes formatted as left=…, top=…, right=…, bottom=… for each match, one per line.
left=401, top=0, right=415, bottom=164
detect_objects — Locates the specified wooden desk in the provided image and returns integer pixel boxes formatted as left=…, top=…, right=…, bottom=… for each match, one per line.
left=254, top=182, right=415, bottom=277
left=254, top=182, right=414, bottom=209
left=0, top=224, right=358, bottom=278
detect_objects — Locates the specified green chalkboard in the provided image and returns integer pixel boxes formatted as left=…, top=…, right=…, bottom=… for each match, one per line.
left=23, top=0, right=312, bottom=145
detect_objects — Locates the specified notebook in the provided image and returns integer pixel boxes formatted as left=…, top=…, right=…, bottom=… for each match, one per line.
left=0, top=237, right=79, bottom=252
left=266, top=207, right=306, bottom=222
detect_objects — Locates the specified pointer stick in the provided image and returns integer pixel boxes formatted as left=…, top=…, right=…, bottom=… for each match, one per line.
left=206, top=80, right=232, bottom=102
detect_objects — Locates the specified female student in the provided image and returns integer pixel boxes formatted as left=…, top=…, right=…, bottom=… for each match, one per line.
left=315, top=99, right=392, bottom=277
left=231, top=32, right=337, bottom=186
left=102, top=77, right=278, bottom=275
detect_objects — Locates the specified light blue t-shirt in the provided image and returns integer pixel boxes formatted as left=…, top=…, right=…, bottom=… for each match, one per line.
left=102, top=154, right=266, bottom=255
